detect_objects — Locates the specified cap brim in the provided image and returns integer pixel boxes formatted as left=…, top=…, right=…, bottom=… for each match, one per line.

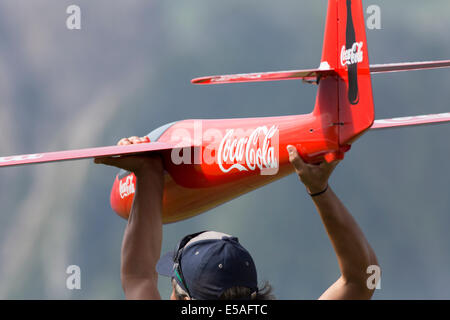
left=156, top=251, right=175, bottom=277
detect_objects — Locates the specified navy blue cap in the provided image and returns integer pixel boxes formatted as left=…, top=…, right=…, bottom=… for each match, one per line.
left=156, top=231, right=258, bottom=300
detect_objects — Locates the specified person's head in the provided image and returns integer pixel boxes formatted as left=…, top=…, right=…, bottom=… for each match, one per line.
left=156, top=231, right=274, bottom=300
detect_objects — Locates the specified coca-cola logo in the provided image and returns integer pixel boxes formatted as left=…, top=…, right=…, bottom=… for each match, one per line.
left=0, top=154, right=44, bottom=163
left=119, top=175, right=135, bottom=199
left=217, top=125, right=278, bottom=174
left=341, top=42, right=364, bottom=67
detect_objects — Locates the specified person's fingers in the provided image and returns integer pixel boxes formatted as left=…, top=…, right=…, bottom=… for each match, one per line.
left=330, top=160, right=340, bottom=169
left=118, top=136, right=150, bottom=146
left=326, top=160, right=340, bottom=171
left=118, top=138, right=131, bottom=146
left=319, top=161, right=330, bottom=169
left=320, top=158, right=339, bottom=166
left=128, top=136, right=140, bottom=142
left=127, top=136, right=151, bottom=144
left=136, top=136, right=150, bottom=144
left=287, top=145, right=305, bottom=172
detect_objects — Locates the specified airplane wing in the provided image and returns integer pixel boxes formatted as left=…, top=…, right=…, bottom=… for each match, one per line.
left=191, top=68, right=336, bottom=85
left=191, top=60, right=450, bottom=85
left=0, top=142, right=174, bottom=167
left=370, top=112, right=450, bottom=130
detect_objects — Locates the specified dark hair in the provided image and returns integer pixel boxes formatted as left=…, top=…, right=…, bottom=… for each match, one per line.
left=219, top=281, right=275, bottom=300
left=173, top=279, right=275, bottom=300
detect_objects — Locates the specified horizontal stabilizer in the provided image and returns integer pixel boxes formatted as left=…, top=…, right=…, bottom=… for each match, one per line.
left=370, top=60, right=450, bottom=74
left=371, top=112, right=450, bottom=130
left=0, top=142, right=174, bottom=167
left=192, top=60, right=450, bottom=85
left=191, top=67, right=336, bottom=85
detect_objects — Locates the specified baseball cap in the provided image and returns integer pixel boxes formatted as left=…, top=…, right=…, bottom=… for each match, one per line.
left=156, top=231, right=258, bottom=300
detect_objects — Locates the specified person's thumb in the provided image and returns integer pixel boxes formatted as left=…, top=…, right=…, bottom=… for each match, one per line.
left=287, top=145, right=305, bottom=172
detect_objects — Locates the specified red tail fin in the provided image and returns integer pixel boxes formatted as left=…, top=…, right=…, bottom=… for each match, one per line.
left=315, top=0, right=374, bottom=146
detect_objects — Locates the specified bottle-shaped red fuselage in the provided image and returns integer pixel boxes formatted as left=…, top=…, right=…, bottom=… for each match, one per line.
left=110, top=113, right=344, bottom=223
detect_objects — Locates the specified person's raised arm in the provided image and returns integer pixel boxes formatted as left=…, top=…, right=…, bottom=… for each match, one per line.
left=287, top=145, right=379, bottom=300
left=95, top=136, right=164, bottom=299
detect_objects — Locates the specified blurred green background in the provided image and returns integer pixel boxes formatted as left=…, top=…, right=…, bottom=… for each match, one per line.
left=0, top=0, right=449, bottom=299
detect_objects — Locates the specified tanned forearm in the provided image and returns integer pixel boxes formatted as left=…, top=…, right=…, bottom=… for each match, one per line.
left=287, top=145, right=379, bottom=299
left=120, top=163, right=164, bottom=299
left=95, top=137, right=165, bottom=299
left=312, top=187, right=378, bottom=286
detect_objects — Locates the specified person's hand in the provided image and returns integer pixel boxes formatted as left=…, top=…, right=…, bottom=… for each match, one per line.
left=117, top=136, right=150, bottom=146
left=94, top=136, right=163, bottom=178
left=287, top=145, right=339, bottom=195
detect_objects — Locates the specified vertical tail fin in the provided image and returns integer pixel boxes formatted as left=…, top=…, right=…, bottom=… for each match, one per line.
left=338, top=0, right=375, bottom=144
left=314, top=0, right=374, bottom=147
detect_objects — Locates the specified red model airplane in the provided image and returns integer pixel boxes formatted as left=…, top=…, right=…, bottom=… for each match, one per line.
left=1, top=0, right=450, bottom=223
